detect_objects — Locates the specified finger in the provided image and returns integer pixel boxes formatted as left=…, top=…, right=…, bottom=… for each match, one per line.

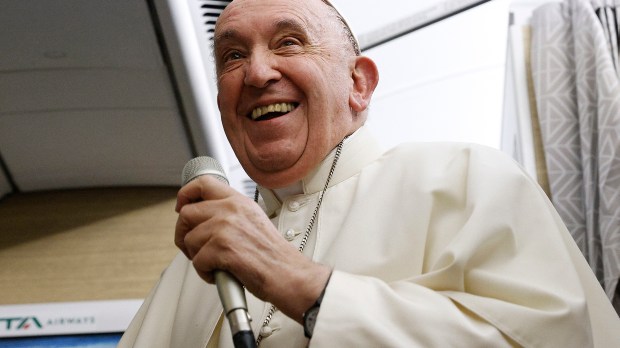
left=175, top=175, right=234, bottom=212
left=182, top=221, right=216, bottom=260
left=174, top=214, right=191, bottom=259
left=174, top=202, right=213, bottom=258
left=193, top=266, right=215, bottom=284
left=192, top=244, right=217, bottom=284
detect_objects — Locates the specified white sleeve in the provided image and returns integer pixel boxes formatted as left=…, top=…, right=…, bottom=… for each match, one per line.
left=312, top=270, right=517, bottom=347
left=310, top=145, right=612, bottom=347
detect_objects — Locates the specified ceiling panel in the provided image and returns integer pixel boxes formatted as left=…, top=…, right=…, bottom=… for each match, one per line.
left=0, top=0, right=196, bottom=193
left=0, top=109, right=192, bottom=191
left=0, top=0, right=162, bottom=71
left=0, top=69, right=176, bottom=114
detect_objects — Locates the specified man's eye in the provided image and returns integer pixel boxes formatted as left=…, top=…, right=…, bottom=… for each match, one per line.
left=224, top=51, right=243, bottom=62
left=280, top=38, right=300, bottom=47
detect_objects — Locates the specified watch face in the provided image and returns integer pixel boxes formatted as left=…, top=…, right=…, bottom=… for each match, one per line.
left=304, top=307, right=320, bottom=336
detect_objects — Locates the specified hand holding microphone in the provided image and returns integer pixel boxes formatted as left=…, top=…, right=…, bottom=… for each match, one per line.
left=178, top=156, right=255, bottom=348
left=176, top=156, right=332, bottom=346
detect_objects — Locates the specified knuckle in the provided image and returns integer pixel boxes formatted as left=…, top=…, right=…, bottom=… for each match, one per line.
left=192, top=252, right=212, bottom=274
left=177, top=203, right=195, bottom=218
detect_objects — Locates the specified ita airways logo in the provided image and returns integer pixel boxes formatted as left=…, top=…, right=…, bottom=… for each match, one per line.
left=0, top=317, right=43, bottom=331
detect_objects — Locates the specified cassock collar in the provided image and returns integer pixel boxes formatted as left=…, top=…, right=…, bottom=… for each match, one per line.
left=257, top=126, right=385, bottom=217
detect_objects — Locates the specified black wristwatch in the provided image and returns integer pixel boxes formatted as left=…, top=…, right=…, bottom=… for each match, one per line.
left=303, top=286, right=326, bottom=338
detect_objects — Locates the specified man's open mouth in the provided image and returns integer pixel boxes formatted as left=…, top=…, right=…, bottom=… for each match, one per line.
left=250, top=102, right=298, bottom=121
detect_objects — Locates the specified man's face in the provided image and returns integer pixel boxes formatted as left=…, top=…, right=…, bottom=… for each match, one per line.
left=214, top=0, right=361, bottom=188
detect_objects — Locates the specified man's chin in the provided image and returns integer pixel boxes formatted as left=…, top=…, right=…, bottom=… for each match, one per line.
left=246, top=160, right=312, bottom=189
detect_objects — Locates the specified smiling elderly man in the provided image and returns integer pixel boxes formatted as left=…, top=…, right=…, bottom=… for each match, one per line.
left=118, top=0, right=620, bottom=347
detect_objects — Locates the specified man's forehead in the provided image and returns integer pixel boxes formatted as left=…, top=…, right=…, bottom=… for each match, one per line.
left=216, top=0, right=324, bottom=27
left=214, top=17, right=311, bottom=47
left=215, top=9, right=314, bottom=44
left=215, top=0, right=350, bottom=23
left=214, top=0, right=358, bottom=52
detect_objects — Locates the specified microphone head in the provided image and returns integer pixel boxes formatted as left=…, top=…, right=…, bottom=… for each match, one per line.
left=181, top=156, right=229, bottom=186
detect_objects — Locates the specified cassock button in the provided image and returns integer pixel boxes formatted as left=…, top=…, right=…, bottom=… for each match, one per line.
left=260, top=326, right=273, bottom=337
left=288, top=200, right=301, bottom=211
left=284, top=229, right=297, bottom=241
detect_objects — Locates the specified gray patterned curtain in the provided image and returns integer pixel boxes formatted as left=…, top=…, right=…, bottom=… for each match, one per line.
left=530, top=0, right=620, bottom=314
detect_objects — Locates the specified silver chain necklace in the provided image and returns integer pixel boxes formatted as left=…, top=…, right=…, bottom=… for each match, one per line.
left=253, top=136, right=347, bottom=346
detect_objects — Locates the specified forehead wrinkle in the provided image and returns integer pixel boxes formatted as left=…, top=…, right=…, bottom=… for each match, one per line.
left=214, top=15, right=317, bottom=54
left=273, top=17, right=311, bottom=36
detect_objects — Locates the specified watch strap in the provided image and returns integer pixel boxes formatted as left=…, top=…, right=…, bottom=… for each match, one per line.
left=303, top=272, right=332, bottom=338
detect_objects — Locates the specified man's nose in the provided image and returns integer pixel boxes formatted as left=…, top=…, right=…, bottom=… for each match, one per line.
left=244, top=51, right=281, bottom=88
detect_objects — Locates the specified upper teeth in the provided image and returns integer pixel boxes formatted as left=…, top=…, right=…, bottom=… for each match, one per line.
left=251, top=103, right=296, bottom=120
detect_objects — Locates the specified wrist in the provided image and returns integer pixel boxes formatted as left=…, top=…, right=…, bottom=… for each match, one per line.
left=263, top=258, right=331, bottom=323
left=303, top=270, right=332, bottom=338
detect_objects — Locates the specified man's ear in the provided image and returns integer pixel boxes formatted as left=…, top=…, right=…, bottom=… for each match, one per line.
left=349, top=56, right=379, bottom=112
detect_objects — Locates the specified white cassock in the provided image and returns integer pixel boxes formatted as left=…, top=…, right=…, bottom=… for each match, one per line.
left=119, top=127, right=620, bottom=347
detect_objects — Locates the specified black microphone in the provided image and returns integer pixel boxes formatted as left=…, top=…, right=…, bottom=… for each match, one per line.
left=182, top=156, right=256, bottom=348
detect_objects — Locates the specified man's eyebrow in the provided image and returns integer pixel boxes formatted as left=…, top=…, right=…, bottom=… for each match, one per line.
left=213, top=28, right=241, bottom=52
left=215, top=18, right=309, bottom=42
left=213, top=18, right=311, bottom=54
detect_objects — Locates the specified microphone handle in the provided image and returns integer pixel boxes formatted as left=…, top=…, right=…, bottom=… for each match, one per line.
left=214, top=259, right=256, bottom=348
left=233, top=330, right=258, bottom=348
